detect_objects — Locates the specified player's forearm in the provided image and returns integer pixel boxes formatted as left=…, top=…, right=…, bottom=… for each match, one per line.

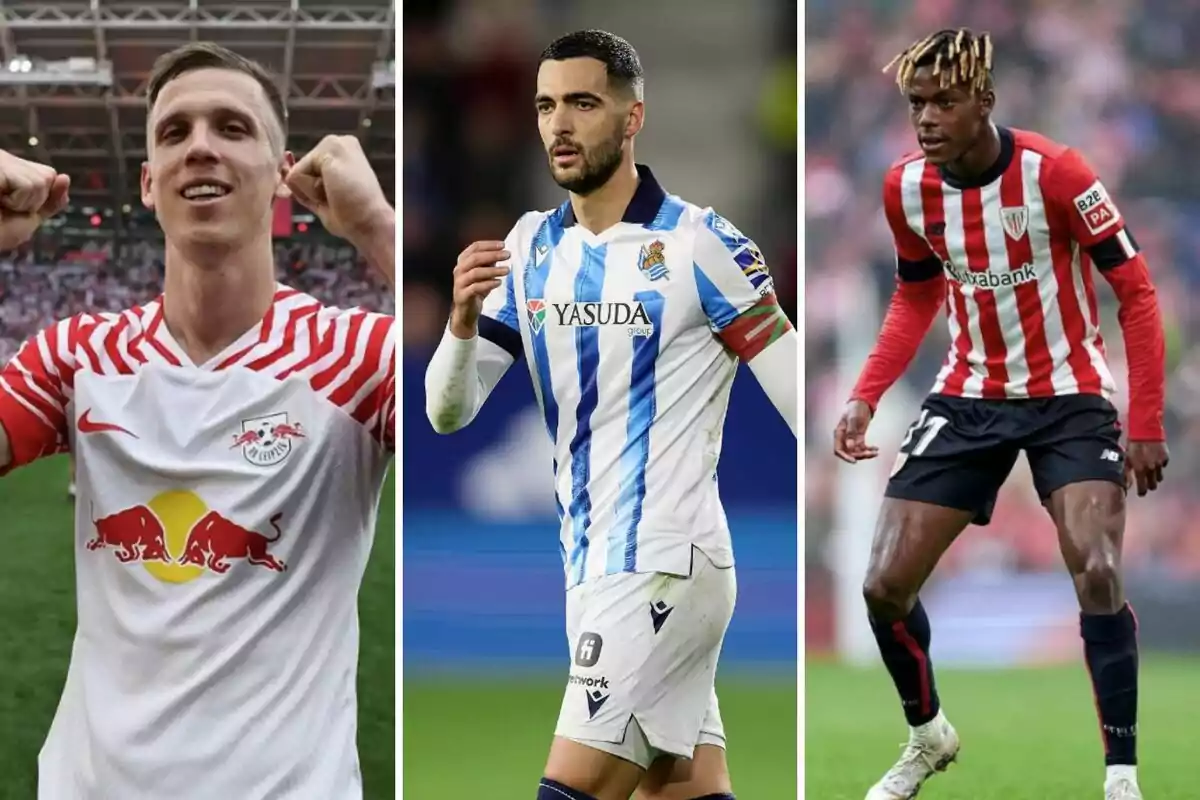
left=745, top=328, right=797, bottom=436
left=425, top=328, right=485, bottom=433
left=1105, top=257, right=1166, bottom=440
left=850, top=277, right=945, bottom=412
left=424, top=325, right=513, bottom=434
left=352, top=206, right=395, bottom=288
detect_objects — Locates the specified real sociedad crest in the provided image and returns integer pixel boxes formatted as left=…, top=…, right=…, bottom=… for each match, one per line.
left=638, top=240, right=669, bottom=281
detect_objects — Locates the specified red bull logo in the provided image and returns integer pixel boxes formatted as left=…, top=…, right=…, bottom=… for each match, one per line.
left=89, top=490, right=287, bottom=583
left=179, top=511, right=286, bottom=574
left=88, top=503, right=171, bottom=564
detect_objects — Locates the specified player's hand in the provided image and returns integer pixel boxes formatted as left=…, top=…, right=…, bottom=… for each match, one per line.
left=0, top=150, right=70, bottom=252
left=834, top=399, right=880, bottom=464
left=1125, top=440, right=1169, bottom=497
left=449, top=240, right=510, bottom=339
left=285, top=135, right=391, bottom=247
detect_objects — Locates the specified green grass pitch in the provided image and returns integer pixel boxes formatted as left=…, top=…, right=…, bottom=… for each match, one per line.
left=402, top=674, right=797, bottom=798
left=0, top=456, right=395, bottom=799
left=806, top=658, right=1198, bottom=799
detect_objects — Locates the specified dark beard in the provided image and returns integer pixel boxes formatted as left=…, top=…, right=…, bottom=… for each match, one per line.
left=550, top=133, right=624, bottom=196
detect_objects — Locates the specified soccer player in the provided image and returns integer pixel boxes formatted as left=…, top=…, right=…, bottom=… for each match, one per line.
left=425, top=29, right=796, bottom=800
left=832, top=29, right=1167, bottom=800
left=0, top=43, right=395, bottom=798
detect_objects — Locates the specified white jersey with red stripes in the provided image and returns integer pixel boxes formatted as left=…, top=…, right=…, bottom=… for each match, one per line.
left=0, top=285, right=395, bottom=800
left=884, top=126, right=1138, bottom=400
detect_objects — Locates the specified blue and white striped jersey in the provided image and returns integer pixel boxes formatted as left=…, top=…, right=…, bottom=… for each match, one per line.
left=479, top=165, right=772, bottom=588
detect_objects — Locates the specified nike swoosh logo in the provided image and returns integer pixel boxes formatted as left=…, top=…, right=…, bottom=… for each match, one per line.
left=78, top=409, right=138, bottom=438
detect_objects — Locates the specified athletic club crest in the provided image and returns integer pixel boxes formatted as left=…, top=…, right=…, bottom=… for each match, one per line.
left=638, top=239, right=669, bottom=281
left=231, top=412, right=305, bottom=467
left=1000, top=206, right=1029, bottom=241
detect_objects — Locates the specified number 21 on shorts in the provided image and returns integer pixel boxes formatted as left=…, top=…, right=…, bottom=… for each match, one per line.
left=890, top=408, right=950, bottom=477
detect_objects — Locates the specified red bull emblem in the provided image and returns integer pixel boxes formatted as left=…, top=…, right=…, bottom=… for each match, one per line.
left=88, top=503, right=171, bottom=564
left=233, top=411, right=304, bottom=467
left=179, top=511, right=287, bottom=574
left=88, top=492, right=287, bottom=581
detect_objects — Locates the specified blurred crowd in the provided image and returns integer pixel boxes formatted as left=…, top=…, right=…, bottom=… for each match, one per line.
left=806, top=0, right=1200, bottom=586
left=0, top=237, right=394, bottom=364
left=402, top=0, right=797, bottom=353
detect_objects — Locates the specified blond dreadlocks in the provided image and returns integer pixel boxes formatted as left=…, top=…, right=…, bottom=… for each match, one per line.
left=883, top=28, right=994, bottom=95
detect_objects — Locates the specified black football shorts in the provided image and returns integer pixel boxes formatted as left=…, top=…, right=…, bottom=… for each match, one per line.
left=884, top=393, right=1126, bottom=525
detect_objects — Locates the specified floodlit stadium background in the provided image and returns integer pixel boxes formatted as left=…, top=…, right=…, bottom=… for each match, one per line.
left=0, top=2, right=396, bottom=798
left=401, top=1, right=798, bottom=796
left=807, top=2, right=1200, bottom=796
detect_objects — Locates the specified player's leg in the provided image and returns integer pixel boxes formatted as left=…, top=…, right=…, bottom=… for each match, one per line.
left=863, top=396, right=1019, bottom=799
left=633, top=690, right=732, bottom=800
left=1026, top=396, right=1140, bottom=799
left=542, top=553, right=735, bottom=800
left=539, top=737, right=644, bottom=800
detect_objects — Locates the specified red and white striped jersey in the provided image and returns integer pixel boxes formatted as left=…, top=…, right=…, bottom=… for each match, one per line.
left=0, top=285, right=394, bottom=799
left=884, top=126, right=1139, bottom=400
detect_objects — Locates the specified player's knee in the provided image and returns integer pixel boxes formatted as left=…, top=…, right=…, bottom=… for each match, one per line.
left=862, top=571, right=914, bottom=621
left=1075, top=550, right=1123, bottom=613
left=538, top=777, right=599, bottom=800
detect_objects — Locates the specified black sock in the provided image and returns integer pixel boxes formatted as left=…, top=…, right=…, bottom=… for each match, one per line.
left=537, top=778, right=597, bottom=800
left=869, top=598, right=940, bottom=727
left=1081, top=603, right=1139, bottom=766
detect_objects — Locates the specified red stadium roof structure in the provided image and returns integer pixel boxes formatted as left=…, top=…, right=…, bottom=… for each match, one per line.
left=0, top=0, right=395, bottom=233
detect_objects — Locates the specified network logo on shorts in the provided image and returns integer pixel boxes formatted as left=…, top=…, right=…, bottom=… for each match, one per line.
left=568, top=673, right=611, bottom=719
left=574, top=632, right=603, bottom=667
left=571, top=632, right=609, bottom=719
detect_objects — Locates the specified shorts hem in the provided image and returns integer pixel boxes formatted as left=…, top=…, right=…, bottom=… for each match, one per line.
left=882, top=484, right=979, bottom=516
left=1035, top=471, right=1126, bottom=501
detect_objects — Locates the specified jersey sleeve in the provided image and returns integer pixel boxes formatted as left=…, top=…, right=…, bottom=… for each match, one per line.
left=883, top=164, right=943, bottom=282
left=693, top=209, right=794, bottom=362
left=315, top=307, right=395, bottom=452
left=477, top=217, right=527, bottom=362
left=694, top=209, right=776, bottom=328
left=378, top=338, right=395, bottom=453
left=0, top=318, right=78, bottom=474
left=1042, top=148, right=1141, bottom=270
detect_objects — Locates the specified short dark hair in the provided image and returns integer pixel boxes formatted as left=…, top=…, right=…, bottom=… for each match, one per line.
left=884, top=28, right=994, bottom=95
left=538, top=30, right=644, bottom=99
left=146, top=42, right=288, bottom=146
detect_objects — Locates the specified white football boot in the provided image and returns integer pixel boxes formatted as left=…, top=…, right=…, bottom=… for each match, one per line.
left=864, top=710, right=960, bottom=800
left=1104, top=766, right=1141, bottom=799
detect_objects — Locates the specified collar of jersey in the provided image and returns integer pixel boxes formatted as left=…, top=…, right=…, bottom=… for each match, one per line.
left=937, top=126, right=1014, bottom=190
left=560, top=163, right=666, bottom=228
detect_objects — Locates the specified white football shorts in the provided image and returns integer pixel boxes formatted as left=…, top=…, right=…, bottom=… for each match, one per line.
left=554, top=546, right=737, bottom=769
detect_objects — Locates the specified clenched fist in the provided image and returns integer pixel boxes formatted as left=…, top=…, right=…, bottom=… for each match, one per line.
left=449, top=241, right=511, bottom=340
left=0, top=150, right=70, bottom=252
left=285, top=135, right=391, bottom=245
